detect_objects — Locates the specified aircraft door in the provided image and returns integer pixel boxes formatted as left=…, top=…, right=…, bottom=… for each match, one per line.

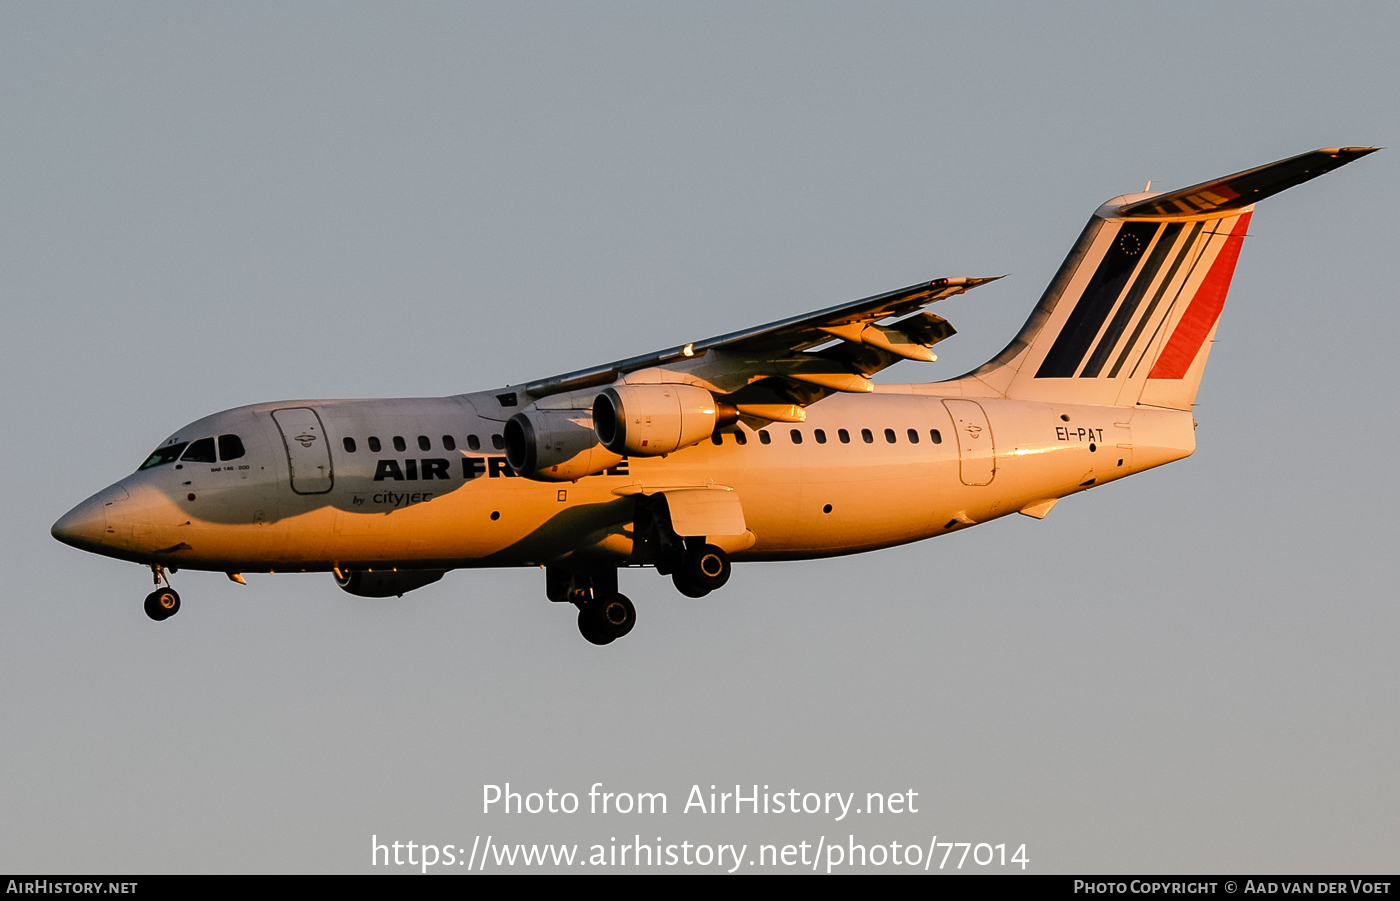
left=942, top=399, right=996, bottom=486
left=271, top=407, right=334, bottom=494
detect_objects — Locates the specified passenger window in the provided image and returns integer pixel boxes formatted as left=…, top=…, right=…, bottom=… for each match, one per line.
left=492, top=434, right=504, bottom=450
left=814, top=429, right=827, bottom=444
left=861, top=429, right=874, bottom=444
left=885, top=429, right=897, bottom=444
left=418, top=436, right=431, bottom=452
left=838, top=429, right=850, bottom=444
left=181, top=437, right=217, bottom=463
left=711, top=433, right=723, bottom=446
left=342, top=437, right=357, bottom=454
left=138, top=442, right=188, bottom=471
left=930, top=429, right=942, bottom=445
left=368, top=437, right=382, bottom=453
left=467, top=435, right=481, bottom=451
left=734, top=431, right=747, bottom=446
left=759, top=431, right=771, bottom=445
left=218, top=434, right=246, bottom=461
left=907, top=429, right=920, bottom=444
left=393, top=436, right=406, bottom=452
left=442, top=435, right=457, bottom=452
left=790, top=429, right=803, bottom=444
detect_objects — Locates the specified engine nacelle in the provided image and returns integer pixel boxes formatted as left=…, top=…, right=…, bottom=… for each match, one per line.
left=594, top=384, right=729, bottom=456
left=504, top=405, right=622, bottom=481
left=335, top=569, right=446, bottom=598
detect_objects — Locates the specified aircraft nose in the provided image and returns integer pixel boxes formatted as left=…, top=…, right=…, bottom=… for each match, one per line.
left=51, top=483, right=127, bottom=552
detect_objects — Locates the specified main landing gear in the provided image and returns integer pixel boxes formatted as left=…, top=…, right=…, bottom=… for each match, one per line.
left=545, top=537, right=734, bottom=646
left=143, top=564, right=180, bottom=621
left=546, top=567, right=636, bottom=646
left=634, top=496, right=732, bottom=599
left=670, top=541, right=731, bottom=598
left=577, top=594, right=636, bottom=646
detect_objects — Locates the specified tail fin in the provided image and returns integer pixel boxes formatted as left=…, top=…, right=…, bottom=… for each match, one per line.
left=956, top=147, right=1376, bottom=410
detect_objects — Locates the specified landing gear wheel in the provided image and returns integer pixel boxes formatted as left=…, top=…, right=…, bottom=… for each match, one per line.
left=597, top=593, right=635, bottom=639
left=673, top=544, right=730, bottom=597
left=671, top=571, right=711, bottom=598
left=144, top=588, right=180, bottom=621
left=577, top=593, right=636, bottom=644
left=577, top=605, right=615, bottom=645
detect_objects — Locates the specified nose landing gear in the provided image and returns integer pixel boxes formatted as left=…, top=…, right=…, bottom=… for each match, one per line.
left=143, top=564, right=180, bottom=622
left=144, top=587, right=181, bottom=621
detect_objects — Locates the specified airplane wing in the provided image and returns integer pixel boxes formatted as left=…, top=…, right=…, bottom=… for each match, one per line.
left=520, top=276, right=1002, bottom=410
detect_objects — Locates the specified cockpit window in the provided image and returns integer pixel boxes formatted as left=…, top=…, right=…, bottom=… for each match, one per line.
left=138, top=442, right=188, bottom=471
left=218, top=434, right=246, bottom=461
left=181, top=437, right=217, bottom=463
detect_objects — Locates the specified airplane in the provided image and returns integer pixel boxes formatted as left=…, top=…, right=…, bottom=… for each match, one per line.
left=51, top=146, right=1376, bottom=645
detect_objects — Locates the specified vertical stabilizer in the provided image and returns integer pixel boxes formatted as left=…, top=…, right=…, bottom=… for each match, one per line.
left=952, top=147, right=1376, bottom=410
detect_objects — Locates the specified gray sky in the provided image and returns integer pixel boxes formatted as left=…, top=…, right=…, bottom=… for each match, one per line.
left=3, top=2, right=1396, bottom=874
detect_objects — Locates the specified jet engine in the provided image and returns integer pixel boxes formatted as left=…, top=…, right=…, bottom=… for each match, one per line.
left=335, top=569, right=447, bottom=598
left=504, top=406, right=623, bottom=481
left=593, top=384, right=735, bottom=456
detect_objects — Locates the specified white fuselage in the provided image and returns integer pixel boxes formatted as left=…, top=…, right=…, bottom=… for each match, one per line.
left=61, top=387, right=1196, bottom=574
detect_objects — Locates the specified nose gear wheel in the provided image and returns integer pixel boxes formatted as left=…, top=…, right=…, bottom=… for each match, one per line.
left=143, top=588, right=181, bottom=622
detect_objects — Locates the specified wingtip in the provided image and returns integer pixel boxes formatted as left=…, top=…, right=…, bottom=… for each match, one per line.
left=934, top=275, right=1005, bottom=289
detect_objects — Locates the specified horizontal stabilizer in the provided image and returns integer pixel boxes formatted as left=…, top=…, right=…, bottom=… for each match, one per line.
left=1117, top=147, right=1378, bottom=218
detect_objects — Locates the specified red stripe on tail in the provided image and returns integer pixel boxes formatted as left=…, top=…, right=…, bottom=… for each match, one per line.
left=1147, top=212, right=1252, bottom=380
